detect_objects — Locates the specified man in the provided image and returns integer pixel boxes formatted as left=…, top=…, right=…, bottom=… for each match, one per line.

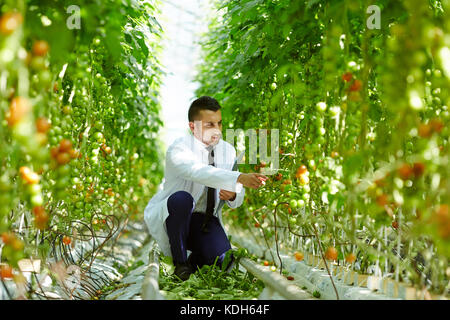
left=144, top=96, right=267, bottom=280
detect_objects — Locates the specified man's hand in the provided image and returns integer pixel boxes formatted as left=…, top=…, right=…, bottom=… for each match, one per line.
left=219, top=190, right=236, bottom=201
left=237, top=173, right=268, bottom=189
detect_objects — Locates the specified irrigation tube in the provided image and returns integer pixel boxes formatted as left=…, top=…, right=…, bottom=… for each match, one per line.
left=141, top=241, right=165, bottom=300
left=230, top=229, right=398, bottom=300
left=238, top=257, right=314, bottom=300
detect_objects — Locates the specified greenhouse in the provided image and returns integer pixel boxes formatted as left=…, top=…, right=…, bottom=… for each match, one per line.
left=0, top=0, right=448, bottom=308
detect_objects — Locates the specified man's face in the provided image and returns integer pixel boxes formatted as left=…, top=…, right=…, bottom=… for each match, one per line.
left=189, top=109, right=223, bottom=146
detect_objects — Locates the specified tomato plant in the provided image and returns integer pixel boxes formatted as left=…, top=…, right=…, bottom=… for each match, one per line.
left=195, top=0, right=449, bottom=295
left=0, top=0, right=164, bottom=277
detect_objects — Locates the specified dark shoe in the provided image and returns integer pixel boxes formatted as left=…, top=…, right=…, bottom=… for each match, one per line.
left=187, top=253, right=204, bottom=272
left=174, top=262, right=193, bottom=281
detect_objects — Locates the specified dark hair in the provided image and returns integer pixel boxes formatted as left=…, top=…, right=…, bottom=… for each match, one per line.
left=188, top=96, right=221, bottom=121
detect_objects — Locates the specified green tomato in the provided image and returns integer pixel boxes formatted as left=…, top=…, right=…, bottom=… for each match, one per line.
left=94, top=132, right=104, bottom=142
left=89, top=156, right=99, bottom=165
left=30, top=56, right=46, bottom=70
left=329, top=106, right=340, bottom=116
left=27, top=183, right=42, bottom=196
left=316, top=102, right=327, bottom=112
left=75, top=201, right=84, bottom=209
left=94, top=121, right=104, bottom=130
left=318, top=127, right=326, bottom=136
left=39, top=70, right=52, bottom=86
left=57, top=164, right=71, bottom=176
left=31, top=194, right=44, bottom=207
left=289, top=199, right=298, bottom=208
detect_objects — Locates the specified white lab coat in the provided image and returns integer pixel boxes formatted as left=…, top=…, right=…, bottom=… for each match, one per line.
left=143, top=133, right=245, bottom=257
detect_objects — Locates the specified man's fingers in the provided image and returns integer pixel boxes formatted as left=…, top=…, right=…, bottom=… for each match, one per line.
left=253, top=175, right=266, bottom=187
left=256, top=174, right=269, bottom=181
left=251, top=178, right=262, bottom=189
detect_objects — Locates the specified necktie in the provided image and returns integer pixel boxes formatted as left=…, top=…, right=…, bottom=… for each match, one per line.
left=201, top=146, right=215, bottom=233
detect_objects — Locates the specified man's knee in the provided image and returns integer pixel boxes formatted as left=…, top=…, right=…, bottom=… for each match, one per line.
left=167, top=191, right=195, bottom=212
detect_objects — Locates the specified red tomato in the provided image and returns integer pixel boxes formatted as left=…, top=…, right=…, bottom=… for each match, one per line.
left=36, top=117, right=51, bottom=133
left=0, top=12, right=23, bottom=35
left=56, top=152, right=71, bottom=165
left=376, top=194, right=388, bottom=207
left=342, top=72, right=353, bottom=82
left=1, top=232, right=12, bottom=245
left=69, top=149, right=80, bottom=159
left=325, top=247, right=338, bottom=261
left=34, top=209, right=49, bottom=230
left=296, top=165, right=308, bottom=175
left=418, top=123, right=432, bottom=138
left=430, top=118, right=443, bottom=133
left=6, top=97, right=31, bottom=127
left=101, top=144, right=112, bottom=154
left=349, top=79, right=362, bottom=92
left=19, top=166, right=39, bottom=184
left=32, top=206, right=45, bottom=216
left=32, top=40, right=50, bottom=56
left=50, top=147, right=60, bottom=159
left=294, top=252, right=304, bottom=261
left=345, top=253, right=356, bottom=263
left=398, top=163, right=413, bottom=180
left=62, top=236, right=71, bottom=245
left=0, top=265, right=13, bottom=279
left=412, top=162, right=425, bottom=178
left=59, top=139, right=73, bottom=153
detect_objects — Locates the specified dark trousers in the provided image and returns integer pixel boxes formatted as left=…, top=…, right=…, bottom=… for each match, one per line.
left=165, top=191, right=232, bottom=269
